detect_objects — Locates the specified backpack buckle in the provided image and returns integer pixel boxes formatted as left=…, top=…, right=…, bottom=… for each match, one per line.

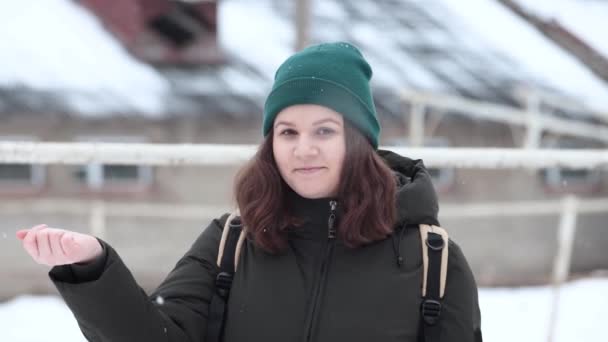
left=229, top=217, right=242, bottom=229
left=215, top=271, right=234, bottom=298
left=421, top=299, right=442, bottom=325
left=425, top=233, right=445, bottom=251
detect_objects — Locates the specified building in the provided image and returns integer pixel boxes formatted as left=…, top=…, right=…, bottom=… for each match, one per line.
left=1, top=0, right=608, bottom=297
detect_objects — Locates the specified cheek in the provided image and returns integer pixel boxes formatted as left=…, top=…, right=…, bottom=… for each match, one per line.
left=273, top=143, right=290, bottom=174
left=331, top=140, right=346, bottom=173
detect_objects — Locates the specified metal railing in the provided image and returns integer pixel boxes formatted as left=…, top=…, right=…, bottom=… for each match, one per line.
left=1, top=142, right=606, bottom=341
left=400, top=90, right=608, bottom=147
left=1, top=142, right=607, bottom=169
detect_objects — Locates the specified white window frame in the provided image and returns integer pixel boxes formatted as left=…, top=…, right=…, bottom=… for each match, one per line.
left=75, top=136, right=153, bottom=190
left=541, top=137, right=602, bottom=191
left=0, top=136, right=46, bottom=187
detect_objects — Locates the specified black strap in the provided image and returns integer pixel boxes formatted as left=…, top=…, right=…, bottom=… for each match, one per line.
left=420, top=232, right=444, bottom=342
left=206, top=216, right=243, bottom=342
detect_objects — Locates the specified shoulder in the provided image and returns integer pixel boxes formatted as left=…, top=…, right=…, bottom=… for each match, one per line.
left=397, top=225, right=475, bottom=275
left=196, top=212, right=232, bottom=243
left=182, top=212, right=233, bottom=263
left=447, top=239, right=473, bottom=271
left=402, top=224, right=471, bottom=267
left=446, top=238, right=478, bottom=293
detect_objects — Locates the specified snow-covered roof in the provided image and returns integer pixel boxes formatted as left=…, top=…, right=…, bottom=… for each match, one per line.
left=2, top=0, right=608, bottom=121
left=178, top=0, right=608, bottom=119
left=0, top=0, right=169, bottom=116
left=437, top=0, right=608, bottom=115
left=515, top=0, right=608, bottom=60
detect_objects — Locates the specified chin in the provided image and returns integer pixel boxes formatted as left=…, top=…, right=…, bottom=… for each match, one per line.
left=291, top=185, right=335, bottom=199
left=298, top=192, right=325, bottom=199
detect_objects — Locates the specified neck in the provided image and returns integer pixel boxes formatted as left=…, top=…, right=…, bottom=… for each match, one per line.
left=286, top=188, right=338, bottom=220
left=285, top=188, right=340, bottom=239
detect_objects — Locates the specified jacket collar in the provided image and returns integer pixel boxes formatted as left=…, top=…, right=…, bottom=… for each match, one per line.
left=377, top=149, right=440, bottom=227
left=284, top=149, right=440, bottom=237
left=284, top=188, right=341, bottom=241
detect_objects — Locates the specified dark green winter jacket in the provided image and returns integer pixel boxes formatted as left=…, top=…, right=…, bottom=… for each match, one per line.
left=50, top=150, right=482, bottom=342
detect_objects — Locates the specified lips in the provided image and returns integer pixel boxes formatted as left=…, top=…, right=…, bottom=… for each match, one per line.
left=294, top=167, right=325, bottom=174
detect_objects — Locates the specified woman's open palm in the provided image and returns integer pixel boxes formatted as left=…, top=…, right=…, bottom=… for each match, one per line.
left=16, top=224, right=102, bottom=266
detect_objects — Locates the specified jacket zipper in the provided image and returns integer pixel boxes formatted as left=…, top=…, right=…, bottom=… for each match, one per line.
left=304, top=200, right=337, bottom=342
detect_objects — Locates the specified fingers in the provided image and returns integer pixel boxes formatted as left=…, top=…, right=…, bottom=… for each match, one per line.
left=16, top=230, right=28, bottom=240
left=50, top=230, right=67, bottom=260
left=16, top=224, right=46, bottom=240
left=19, top=225, right=100, bottom=266
left=40, top=228, right=74, bottom=265
left=37, top=228, right=53, bottom=262
left=22, top=224, right=47, bottom=262
left=20, top=225, right=73, bottom=266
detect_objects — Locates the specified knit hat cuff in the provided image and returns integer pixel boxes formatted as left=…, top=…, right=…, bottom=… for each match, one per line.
left=263, top=77, right=380, bottom=148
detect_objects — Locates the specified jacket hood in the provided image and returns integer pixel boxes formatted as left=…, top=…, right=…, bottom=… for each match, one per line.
left=377, top=149, right=440, bottom=227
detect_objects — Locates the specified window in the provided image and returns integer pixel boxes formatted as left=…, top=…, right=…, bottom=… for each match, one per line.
left=0, top=136, right=46, bottom=190
left=387, top=137, right=455, bottom=193
left=540, top=137, right=602, bottom=194
left=74, top=137, right=153, bottom=191
left=148, top=2, right=213, bottom=47
left=544, top=168, right=600, bottom=187
left=74, top=163, right=153, bottom=189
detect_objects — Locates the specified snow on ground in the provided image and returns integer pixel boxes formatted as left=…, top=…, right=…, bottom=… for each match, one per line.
left=1, top=277, right=606, bottom=342
left=438, top=0, right=608, bottom=113
left=0, top=296, right=87, bottom=342
left=0, top=0, right=169, bottom=115
left=479, top=277, right=608, bottom=342
left=516, top=0, right=608, bottom=59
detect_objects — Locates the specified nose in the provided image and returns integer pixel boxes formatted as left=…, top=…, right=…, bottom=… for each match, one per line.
left=293, top=135, right=319, bottom=159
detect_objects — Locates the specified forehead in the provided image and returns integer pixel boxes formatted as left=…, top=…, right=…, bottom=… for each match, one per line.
left=274, top=104, right=343, bottom=126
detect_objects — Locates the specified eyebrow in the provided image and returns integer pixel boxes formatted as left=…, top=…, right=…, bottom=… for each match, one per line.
left=313, top=118, right=341, bottom=126
left=274, top=118, right=341, bottom=128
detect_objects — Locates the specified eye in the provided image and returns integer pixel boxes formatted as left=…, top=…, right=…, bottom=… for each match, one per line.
left=317, top=127, right=335, bottom=135
left=279, top=128, right=297, bottom=136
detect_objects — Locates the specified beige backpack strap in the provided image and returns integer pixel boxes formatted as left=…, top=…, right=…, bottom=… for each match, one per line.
left=216, top=209, right=247, bottom=270
left=234, top=225, right=247, bottom=270
left=419, top=224, right=449, bottom=298
left=208, top=210, right=245, bottom=342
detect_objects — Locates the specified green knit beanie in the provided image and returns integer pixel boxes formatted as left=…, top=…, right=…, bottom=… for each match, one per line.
left=263, top=42, right=380, bottom=148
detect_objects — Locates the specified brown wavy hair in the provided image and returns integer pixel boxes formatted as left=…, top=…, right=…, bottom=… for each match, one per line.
left=233, top=120, right=396, bottom=254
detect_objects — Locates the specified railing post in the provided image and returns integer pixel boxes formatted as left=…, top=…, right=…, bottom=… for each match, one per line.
left=547, top=195, right=579, bottom=342
left=90, top=200, right=106, bottom=240
left=408, top=101, right=426, bottom=147
left=295, top=0, right=311, bottom=51
left=524, top=90, right=542, bottom=149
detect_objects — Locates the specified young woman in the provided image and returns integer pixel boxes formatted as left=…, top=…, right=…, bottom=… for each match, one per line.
left=17, top=42, right=482, bottom=342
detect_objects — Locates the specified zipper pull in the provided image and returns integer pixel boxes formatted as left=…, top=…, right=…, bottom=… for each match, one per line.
left=328, top=200, right=337, bottom=239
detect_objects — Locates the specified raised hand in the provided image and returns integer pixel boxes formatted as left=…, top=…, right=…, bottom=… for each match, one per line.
left=16, top=224, right=103, bottom=266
